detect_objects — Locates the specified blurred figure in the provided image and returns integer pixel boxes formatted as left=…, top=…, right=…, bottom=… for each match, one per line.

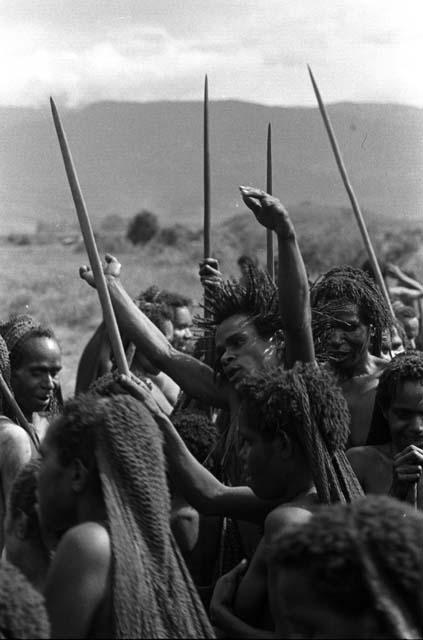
left=237, top=254, right=259, bottom=287
left=267, top=496, right=423, bottom=639
left=394, top=302, right=419, bottom=349
left=4, top=460, right=49, bottom=590
left=0, top=559, right=50, bottom=638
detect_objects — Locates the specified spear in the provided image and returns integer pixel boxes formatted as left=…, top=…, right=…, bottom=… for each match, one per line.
left=0, top=372, right=40, bottom=450
left=266, top=123, right=275, bottom=280
left=204, top=75, right=211, bottom=259
left=50, top=97, right=131, bottom=376
left=307, top=66, right=394, bottom=316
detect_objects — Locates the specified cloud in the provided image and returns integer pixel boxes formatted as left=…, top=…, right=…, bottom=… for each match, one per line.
left=0, top=0, right=422, bottom=107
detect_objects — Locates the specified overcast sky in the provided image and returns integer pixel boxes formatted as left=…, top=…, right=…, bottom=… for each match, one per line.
left=1, top=0, right=422, bottom=108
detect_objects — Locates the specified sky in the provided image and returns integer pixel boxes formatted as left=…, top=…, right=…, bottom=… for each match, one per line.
left=0, top=0, right=422, bottom=108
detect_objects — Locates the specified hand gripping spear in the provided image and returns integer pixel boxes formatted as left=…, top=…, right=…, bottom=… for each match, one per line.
left=266, top=123, right=275, bottom=280
left=50, top=98, right=130, bottom=378
left=307, top=66, right=394, bottom=317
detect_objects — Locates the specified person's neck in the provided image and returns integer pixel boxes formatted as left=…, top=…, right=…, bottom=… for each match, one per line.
left=76, top=491, right=107, bottom=526
left=336, top=350, right=373, bottom=380
left=18, top=546, right=50, bottom=592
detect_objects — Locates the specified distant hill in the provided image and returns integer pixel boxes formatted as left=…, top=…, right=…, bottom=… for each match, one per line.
left=0, top=100, right=422, bottom=234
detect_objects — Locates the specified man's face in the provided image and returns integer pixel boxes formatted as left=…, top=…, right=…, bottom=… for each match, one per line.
left=37, top=421, right=76, bottom=548
left=172, top=306, right=193, bottom=353
left=215, top=314, right=277, bottom=387
left=386, top=379, right=423, bottom=451
left=323, top=303, right=370, bottom=372
left=381, top=326, right=404, bottom=362
left=11, top=337, right=62, bottom=415
left=269, top=566, right=381, bottom=639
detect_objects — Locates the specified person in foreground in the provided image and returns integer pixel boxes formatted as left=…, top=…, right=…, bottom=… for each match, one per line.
left=267, top=496, right=423, bottom=639
left=37, top=393, right=214, bottom=639
left=348, top=351, right=423, bottom=508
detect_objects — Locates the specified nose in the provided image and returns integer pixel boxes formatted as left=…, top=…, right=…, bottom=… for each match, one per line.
left=328, top=328, right=344, bottom=348
left=221, top=350, right=235, bottom=368
left=409, top=414, right=423, bottom=434
left=42, top=373, right=55, bottom=391
left=184, top=327, right=193, bottom=340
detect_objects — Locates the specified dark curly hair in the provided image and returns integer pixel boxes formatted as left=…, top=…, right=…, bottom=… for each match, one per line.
left=171, top=410, right=217, bottom=464
left=238, top=362, right=363, bottom=503
left=268, top=496, right=423, bottom=635
left=7, top=460, right=42, bottom=541
left=376, top=351, right=423, bottom=413
left=197, top=265, right=283, bottom=370
left=0, top=559, right=50, bottom=638
left=311, top=266, right=392, bottom=357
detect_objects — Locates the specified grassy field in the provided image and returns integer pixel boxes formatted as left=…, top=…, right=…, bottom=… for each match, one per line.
left=0, top=242, right=208, bottom=398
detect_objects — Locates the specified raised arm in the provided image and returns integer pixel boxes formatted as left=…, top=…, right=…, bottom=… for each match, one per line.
left=75, top=322, right=112, bottom=393
left=79, top=255, right=227, bottom=408
left=118, top=373, right=276, bottom=524
left=240, top=187, right=314, bottom=366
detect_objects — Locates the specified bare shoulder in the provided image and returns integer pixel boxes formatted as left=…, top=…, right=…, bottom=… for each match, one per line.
left=59, top=522, right=111, bottom=560
left=347, top=445, right=388, bottom=465
left=0, top=420, right=32, bottom=462
left=264, top=504, right=313, bottom=541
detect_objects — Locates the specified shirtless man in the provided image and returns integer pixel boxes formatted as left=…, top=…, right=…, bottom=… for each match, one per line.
left=37, top=393, right=214, bottom=639
left=347, top=351, right=423, bottom=508
left=0, top=318, right=62, bottom=552
left=311, top=266, right=392, bottom=446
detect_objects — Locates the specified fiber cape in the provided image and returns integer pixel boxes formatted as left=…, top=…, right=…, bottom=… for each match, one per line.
left=93, top=394, right=215, bottom=639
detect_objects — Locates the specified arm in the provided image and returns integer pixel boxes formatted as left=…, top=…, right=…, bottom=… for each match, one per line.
left=80, top=256, right=227, bottom=408
left=75, top=322, right=111, bottom=393
left=44, top=523, right=111, bottom=639
left=240, top=187, right=314, bottom=366
left=386, top=264, right=423, bottom=292
left=388, top=286, right=423, bottom=301
left=118, top=373, right=276, bottom=523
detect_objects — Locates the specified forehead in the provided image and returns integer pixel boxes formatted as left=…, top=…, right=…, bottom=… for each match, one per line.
left=392, top=379, right=423, bottom=407
left=215, top=314, right=257, bottom=345
left=20, top=336, right=61, bottom=364
left=326, top=302, right=361, bottom=323
left=173, top=306, right=192, bottom=326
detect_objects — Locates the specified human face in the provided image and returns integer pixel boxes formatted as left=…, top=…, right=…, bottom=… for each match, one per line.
left=238, top=418, right=287, bottom=500
left=269, top=567, right=381, bottom=639
left=381, top=327, right=404, bottom=362
left=386, top=380, right=423, bottom=451
left=215, top=314, right=277, bottom=387
left=37, top=420, right=76, bottom=546
left=172, top=306, right=193, bottom=353
left=323, top=303, right=370, bottom=373
left=403, top=317, right=419, bottom=342
left=11, top=337, right=62, bottom=415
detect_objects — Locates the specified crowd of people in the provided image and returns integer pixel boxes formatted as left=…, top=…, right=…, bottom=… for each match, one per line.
left=1, top=186, right=423, bottom=638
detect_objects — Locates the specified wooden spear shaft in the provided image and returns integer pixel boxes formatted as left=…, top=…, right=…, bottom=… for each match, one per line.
left=50, top=97, right=130, bottom=376
left=203, top=75, right=211, bottom=259
left=307, top=66, right=394, bottom=316
left=0, top=373, right=40, bottom=450
left=266, top=123, right=275, bottom=280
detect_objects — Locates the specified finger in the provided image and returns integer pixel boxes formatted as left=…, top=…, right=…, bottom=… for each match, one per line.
left=240, top=193, right=262, bottom=216
left=397, top=473, right=421, bottom=482
left=395, top=452, right=423, bottom=466
left=104, top=253, right=118, bottom=263
left=239, top=186, right=268, bottom=199
left=79, top=265, right=91, bottom=279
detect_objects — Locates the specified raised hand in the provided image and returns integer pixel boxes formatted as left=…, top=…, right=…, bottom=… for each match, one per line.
left=199, top=258, right=223, bottom=290
left=391, top=445, right=423, bottom=504
left=79, top=254, right=121, bottom=288
left=239, top=186, right=295, bottom=239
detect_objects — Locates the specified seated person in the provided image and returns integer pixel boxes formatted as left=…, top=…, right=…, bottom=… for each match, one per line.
left=0, top=559, right=50, bottom=638
left=37, top=393, right=214, bottom=639
left=348, top=351, right=423, bottom=508
left=267, top=496, right=423, bottom=639
left=4, top=460, right=50, bottom=591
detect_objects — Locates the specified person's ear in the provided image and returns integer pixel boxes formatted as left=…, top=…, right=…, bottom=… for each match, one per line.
left=71, top=458, right=89, bottom=493
left=276, top=432, right=293, bottom=460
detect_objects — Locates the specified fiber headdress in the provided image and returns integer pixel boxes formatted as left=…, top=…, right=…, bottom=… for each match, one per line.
left=0, top=335, right=11, bottom=414
left=0, top=314, right=63, bottom=418
left=310, top=266, right=392, bottom=358
left=92, top=394, right=215, bottom=639
left=0, top=559, right=50, bottom=639
left=240, top=362, right=364, bottom=503
left=268, top=496, right=423, bottom=639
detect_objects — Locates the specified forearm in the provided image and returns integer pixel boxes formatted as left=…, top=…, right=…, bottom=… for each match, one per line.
left=277, top=234, right=314, bottom=365
left=158, top=414, right=272, bottom=522
left=211, top=605, right=275, bottom=639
